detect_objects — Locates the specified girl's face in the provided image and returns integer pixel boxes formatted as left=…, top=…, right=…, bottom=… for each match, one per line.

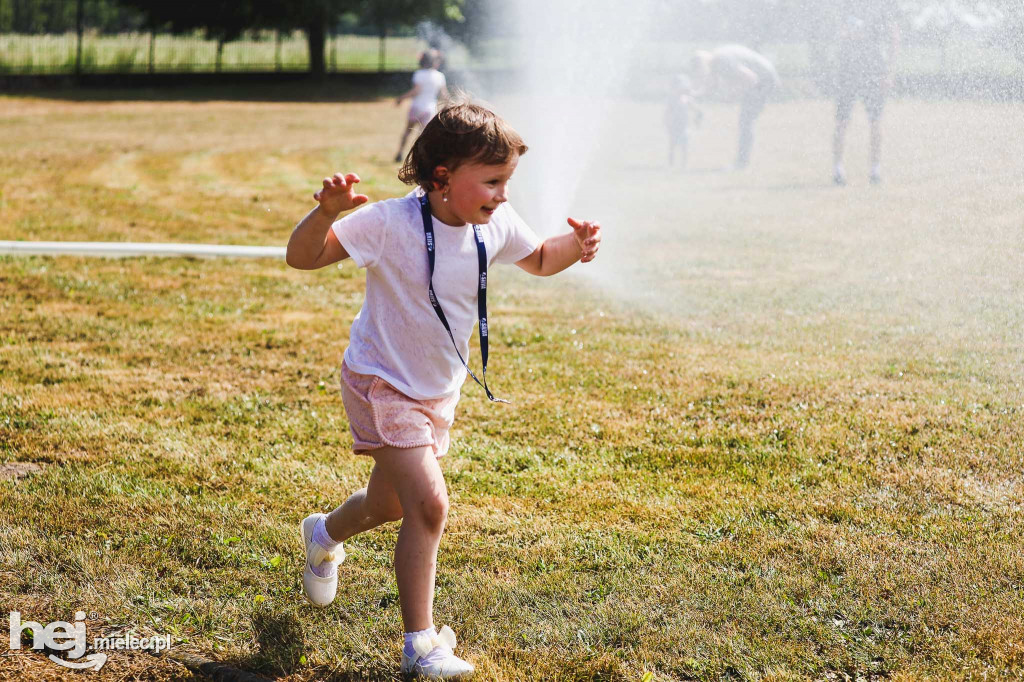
left=434, top=155, right=519, bottom=226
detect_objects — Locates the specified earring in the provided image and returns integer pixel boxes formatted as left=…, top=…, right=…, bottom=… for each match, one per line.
left=442, top=187, right=449, bottom=203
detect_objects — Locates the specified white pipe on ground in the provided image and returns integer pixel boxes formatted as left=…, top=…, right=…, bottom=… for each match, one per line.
left=0, top=241, right=286, bottom=259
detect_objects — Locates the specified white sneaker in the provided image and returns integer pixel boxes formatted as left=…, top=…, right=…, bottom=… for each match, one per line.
left=300, top=513, right=344, bottom=608
left=400, top=625, right=474, bottom=679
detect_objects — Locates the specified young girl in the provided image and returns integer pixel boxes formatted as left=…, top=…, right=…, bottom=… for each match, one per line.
left=664, top=73, right=699, bottom=169
left=285, top=102, right=601, bottom=679
left=394, top=49, right=449, bottom=162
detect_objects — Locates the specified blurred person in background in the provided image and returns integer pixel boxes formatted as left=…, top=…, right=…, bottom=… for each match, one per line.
left=831, top=0, right=901, bottom=185
left=395, top=49, right=449, bottom=162
left=690, top=44, right=780, bottom=169
left=664, top=74, right=701, bottom=169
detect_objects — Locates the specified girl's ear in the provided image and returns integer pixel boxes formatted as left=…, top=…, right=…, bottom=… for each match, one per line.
left=432, top=165, right=450, bottom=191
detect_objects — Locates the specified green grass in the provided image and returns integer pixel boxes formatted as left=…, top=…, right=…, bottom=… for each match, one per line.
left=1, top=91, right=1023, bottom=680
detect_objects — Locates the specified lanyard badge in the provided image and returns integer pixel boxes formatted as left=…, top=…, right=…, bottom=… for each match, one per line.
left=420, top=194, right=508, bottom=403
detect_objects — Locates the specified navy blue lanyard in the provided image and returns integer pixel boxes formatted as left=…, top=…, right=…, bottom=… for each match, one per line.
left=420, top=194, right=508, bottom=403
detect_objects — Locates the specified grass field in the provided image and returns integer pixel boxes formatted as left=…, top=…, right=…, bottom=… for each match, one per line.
left=1, top=88, right=1023, bottom=681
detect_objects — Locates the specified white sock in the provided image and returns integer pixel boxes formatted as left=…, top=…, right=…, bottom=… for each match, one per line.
left=870, top=163, right=881, bottom=177
left=312, top=516, right=340, bottom=552
left=834, top=163, right=845, bottom=177
left=309, top=516, right=340, bottom=578
left=404, top=627, right=436, bottom=658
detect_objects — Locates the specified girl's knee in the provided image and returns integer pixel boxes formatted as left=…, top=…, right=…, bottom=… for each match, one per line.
left=409, top=491, right=448, bottom=530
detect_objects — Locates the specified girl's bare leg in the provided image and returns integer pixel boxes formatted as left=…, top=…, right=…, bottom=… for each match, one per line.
left=369, top=445, right=448, bottom=633
left=324, top=462, right=404, bottom=542
left=395, top=121, right=417, bottom=162
left=833, top=114, right=850, bottom=169
left=869, top=116, right=883, bottom=169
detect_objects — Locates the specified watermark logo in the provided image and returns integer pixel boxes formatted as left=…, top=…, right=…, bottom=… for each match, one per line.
left=9, top=611, right=172, bottom=671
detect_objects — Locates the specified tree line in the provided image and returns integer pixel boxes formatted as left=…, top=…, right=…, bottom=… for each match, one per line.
left=0, top=0, right=470, bottom=75
left=2, top=0, right=1020, bottom=74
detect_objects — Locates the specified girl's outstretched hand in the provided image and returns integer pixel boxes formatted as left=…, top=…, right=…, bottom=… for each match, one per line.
left=568, top=218, right=602, bottom=263
left=314, top=172, right=369, bottom=216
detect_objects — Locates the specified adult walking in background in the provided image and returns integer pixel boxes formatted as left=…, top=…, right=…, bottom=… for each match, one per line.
left=831, top=0, right=901, bottom=185
left=690, top=44, right=779, bottom=169
left=394, top=49, right=448, bottom=163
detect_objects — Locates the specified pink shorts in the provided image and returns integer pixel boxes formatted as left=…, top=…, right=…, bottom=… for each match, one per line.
left=340, top=362, right=459, bottom=458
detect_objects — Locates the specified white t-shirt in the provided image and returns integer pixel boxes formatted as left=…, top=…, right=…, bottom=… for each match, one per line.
left=411, top=68, right=446, bottom=114
left=333, top=190, right=541, bottom=399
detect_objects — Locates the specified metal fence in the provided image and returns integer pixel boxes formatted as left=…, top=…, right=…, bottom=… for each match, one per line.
left=0, top=31, right=434, bottom=74
left=0, top=0, right=432, bottom=74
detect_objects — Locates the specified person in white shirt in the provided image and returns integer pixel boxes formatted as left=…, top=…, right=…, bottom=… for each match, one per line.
left=286, top=102, right=603, bottom=679
left=394, top=49, right=449, bottom=162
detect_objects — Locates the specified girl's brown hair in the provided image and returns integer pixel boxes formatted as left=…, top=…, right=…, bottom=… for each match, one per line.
left=398, top=102, right=528, bottom=193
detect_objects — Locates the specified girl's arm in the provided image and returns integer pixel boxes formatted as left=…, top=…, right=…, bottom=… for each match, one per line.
left=396, top=84, right=421, bottom=105
left=515, top=218, right=601, bottom=277
left=286, top=173, right=368, bottom=270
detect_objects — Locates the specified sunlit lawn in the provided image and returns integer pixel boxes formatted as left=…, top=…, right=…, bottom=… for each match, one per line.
left=1, top=89, right=1022, bottom=680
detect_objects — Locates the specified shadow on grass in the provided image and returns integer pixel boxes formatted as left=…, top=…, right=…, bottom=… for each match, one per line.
left=231, top=609, right=388, bottom=681
left=242, top=608, right=306, bottom=677
left=1, top=68, right=505, bottom=103
left=1, top=74, right=412, bottom=104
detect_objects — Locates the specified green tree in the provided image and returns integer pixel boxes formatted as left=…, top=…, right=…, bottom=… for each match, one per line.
left=985, top=0, right=1024, bottom=63
left=113, top=0, right=349, bottom=75
left=115, top=0, right=257, bottom=42
left=114, top=0, right=266, bottom=71
left=113, top=0, right=464, bottom=74
left=355, top=0, right=464, bottom=70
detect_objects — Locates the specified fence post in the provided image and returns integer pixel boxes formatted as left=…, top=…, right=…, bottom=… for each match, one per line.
left=332, top=29, right=338, bottom=72
left=148, top=30, right=155, bottom=74
left=75, top=0, right=84, bottom=76
left=275, top=30, right=282, bottom=72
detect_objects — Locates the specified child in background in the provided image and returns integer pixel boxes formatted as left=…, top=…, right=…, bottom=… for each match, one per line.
left=664, top=73, right=699, bottom=168
left=395, top=49, right=449, bottom=162
left=285, top=102, right=602, bottom=679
